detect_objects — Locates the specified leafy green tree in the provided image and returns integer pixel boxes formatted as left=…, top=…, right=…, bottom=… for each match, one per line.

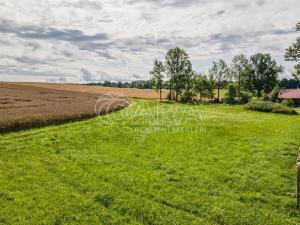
left=193, top=75, right=210, bottom=101
left=209, top=59, right=230, bottom=102
left=249, top=53, right=283, bottom=97
left=294, top=64, right=300, bottom=84
left=224, top=83, right=237, bottom=105
left=207, top=75, right=215, bottom=100
left=183, top=69, right=196, bottom=102
left=285, top=22, right=300, bottom=80
left=241, top=66, right=255, bottom=94
left=231, top=54, right=250, bottom=100
left=150, top=59, right=165, bottom=101
left=270, top=85, right=281, bottom=102
left=165, top=47, right=193, bottom=101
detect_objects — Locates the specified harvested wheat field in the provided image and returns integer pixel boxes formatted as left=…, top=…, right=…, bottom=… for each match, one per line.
left=12, top=82, right=164, bottom=99
left=0, top=82, right=130, bottom=133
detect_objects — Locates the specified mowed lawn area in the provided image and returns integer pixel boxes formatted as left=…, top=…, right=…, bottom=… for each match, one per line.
left=0, top=100, right=300, bottom=225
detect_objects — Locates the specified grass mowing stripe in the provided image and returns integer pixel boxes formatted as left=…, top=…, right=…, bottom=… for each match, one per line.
left=40, top=153, right=211, bottom=225
left=0, top=161, right=138, bottom=225
left=44, top=166, right=143, bottom=225
left=1, top=130, right=209, bottom=224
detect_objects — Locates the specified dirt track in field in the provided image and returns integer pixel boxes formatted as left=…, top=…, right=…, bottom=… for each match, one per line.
left=0, top=82, right=132, bottom=133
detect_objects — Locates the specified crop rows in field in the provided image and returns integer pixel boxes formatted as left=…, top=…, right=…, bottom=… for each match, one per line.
left=12, top=82, right=164, bottom=99
left=0, top=83, right=130, bottom=133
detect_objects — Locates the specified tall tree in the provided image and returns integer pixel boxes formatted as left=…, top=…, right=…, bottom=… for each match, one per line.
left=294, top=64, right=300, bottom=81
left=193, top=75, right=210, bottom=101
left=209, top=59, right=230, bottom=102
left=285, top=22, right=300, bottom=83
left=150, top=59, right=165, bottom=101
left=165, top=47, right=193, bottom=101
left=231, top=54, right=250, bottom=100
left=249, top=53, right=283, bottom=97
left=208, top=74, right=215, bottom=100
left=183, top=67, right=195, bottom=102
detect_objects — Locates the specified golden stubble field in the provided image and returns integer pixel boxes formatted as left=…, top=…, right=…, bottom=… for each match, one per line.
left=0, top=82, right=160, bottom=132
left=13, top=82, right=163, bottom=99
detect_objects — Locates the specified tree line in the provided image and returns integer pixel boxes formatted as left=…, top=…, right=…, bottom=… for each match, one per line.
left=150, top=49, right=283, bottom=103
left=86, top=75, right=300, bottom=93
left=150, top=22, right=300, bottom=103
left=87, top=80, right=152, bottom=89
left=87, top=22, right=299, bottom=101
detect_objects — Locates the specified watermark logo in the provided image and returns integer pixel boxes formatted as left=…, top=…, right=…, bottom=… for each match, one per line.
left=95, top=92, right=130, bottom=116
left=95, top=93, right=206, bottom=133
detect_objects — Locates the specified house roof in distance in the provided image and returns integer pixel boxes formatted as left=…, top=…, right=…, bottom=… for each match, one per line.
left=278, top=89, right=300, bottom=99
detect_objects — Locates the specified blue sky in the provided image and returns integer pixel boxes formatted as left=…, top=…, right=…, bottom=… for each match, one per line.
left=0, top=0, right=299, bottom=83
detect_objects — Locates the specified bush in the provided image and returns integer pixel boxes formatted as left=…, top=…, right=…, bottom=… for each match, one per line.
left=224, top=83, right=237, bottom=105
left=180, top=91, right=194, bottom=103
left=270, top=86, right=281, bottom=102
left=250, top=97, right=264, bottom=102
left=238, top=91, right=252, bottom=105
left=244, top=100, right=298, bottom=115
left=282, top=99, right=295, bottom=107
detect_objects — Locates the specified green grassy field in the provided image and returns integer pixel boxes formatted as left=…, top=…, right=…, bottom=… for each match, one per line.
left=1, top=100, right=300, bottom=225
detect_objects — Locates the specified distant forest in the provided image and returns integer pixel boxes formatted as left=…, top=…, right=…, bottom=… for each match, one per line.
left=87, top=78, right=300, bottom=90
left=87, top=80, right=152, bottom=89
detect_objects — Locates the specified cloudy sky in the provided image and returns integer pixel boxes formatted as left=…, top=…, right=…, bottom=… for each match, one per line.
left=0, top=0, right=299, bottom=83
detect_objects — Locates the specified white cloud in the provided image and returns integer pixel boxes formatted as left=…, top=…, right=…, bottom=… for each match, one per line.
left=0, top=0, right=299, bottom=82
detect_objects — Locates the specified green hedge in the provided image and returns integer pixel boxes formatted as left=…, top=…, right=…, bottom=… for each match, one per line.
left=244, top=100, right=298, bottom=115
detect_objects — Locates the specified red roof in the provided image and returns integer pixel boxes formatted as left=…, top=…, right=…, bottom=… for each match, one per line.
left=278, top=89, right=300, bottom=99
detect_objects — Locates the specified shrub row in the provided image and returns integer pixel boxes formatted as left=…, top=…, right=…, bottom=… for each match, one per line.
left=244, top=100, right=298, bottom=115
